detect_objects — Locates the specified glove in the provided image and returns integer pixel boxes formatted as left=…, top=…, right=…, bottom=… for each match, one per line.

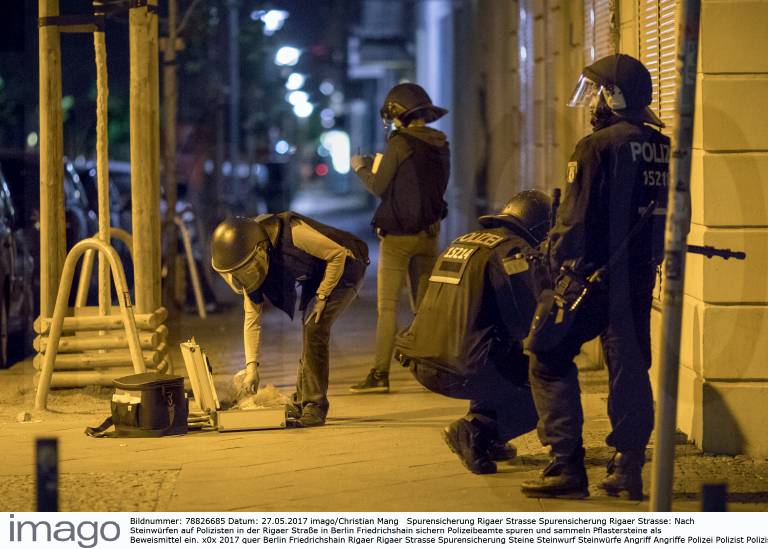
left=240, top=363, right=260, bottom=395
left=304, top=297, right=327, bottom=325
left=350, top=154, right=372, bottom=173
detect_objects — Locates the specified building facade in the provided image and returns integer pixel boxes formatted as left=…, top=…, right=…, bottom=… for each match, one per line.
left=416, top=0, right=768, bottom=458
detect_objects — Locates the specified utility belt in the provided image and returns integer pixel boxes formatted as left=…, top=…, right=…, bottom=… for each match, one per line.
left=525, top=201, right=658, bottom=355
left=524, top=262, right=592, bottom=354
left=376, top=221, right=440, bottom=239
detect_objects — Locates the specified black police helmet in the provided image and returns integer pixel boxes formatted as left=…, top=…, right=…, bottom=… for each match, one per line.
left=583, top=53, right=663, bottom=127
left=478, top=189, right=553, bottom=246
left=210, top=216, right=270, bottom=273
left=380, top=83, right=448, bottom=125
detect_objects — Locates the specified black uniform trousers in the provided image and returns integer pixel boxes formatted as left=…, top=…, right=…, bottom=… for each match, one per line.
left=411, top=348, right=538, bottom=443
left=528, top=265, right=656, bottom=458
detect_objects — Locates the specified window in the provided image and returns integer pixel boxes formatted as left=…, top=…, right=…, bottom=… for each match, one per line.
left=639, top=0, right=678, bottom=132
left=583, top=0, right=615, bottom=64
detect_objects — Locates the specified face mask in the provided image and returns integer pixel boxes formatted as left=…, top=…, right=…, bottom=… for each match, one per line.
left=590, top=95, right=617, bottom=130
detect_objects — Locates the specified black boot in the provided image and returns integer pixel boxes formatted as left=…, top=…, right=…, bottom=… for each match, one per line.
left=597, top=449, right=645, bottom=500
left=442, top=418, right=497, bottom=474
left=521, top=449, right=589, bottom=499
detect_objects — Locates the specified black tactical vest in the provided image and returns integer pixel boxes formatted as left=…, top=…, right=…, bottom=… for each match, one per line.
left=248, top=212, right=368, bottom=318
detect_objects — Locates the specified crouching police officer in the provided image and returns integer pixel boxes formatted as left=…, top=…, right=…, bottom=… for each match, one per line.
left=395, top=190, right=552, bottom=474
left=211, top=212, right=369, bottom=427
left=521, top=54, right=670, bottom=500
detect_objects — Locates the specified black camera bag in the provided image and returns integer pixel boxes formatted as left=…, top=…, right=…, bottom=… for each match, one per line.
left=86, top=372, right=188, bottom=438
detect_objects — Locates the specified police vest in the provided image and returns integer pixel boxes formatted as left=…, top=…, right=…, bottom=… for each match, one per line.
left=249, top=212, right=369, bottom=318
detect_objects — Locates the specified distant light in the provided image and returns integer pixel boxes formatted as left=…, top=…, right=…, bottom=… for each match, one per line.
left=236, top=163, right=250, bottom=178
left=320, top=130, right=350, bottom=174
left=275, top=46, right=301, bottom=67
left=260, top=9, right=289, bottom=36
left=26, top=132, right=39, bottom=148
left=319, top=80, right=335, bottom=96
left=315, top=163, right=329, bottom=177
left=285, top=73, right=305, bottom=90
left=222, top=161, right=232, bottom=176
left=320, top=108, right=335, bottom=121
left=61, top=95, right=75, bottom=111
left=288, top=90, right=309, bottom=106
left=275, top=140, right=290, bottom=155
left=293, top=102, right=314, bottom=118
left=317, top=144, right=329, bottom=157
left=330, top=91, right=344, bottom=105
left=321, top=118, right=335, bottom=129
left=520, top=46, right=527, bottom=62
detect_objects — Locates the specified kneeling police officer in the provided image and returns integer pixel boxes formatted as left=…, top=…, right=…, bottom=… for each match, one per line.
left=210, top=212, right=369, bottom=427
left=395, top=190, right=552, bottom=474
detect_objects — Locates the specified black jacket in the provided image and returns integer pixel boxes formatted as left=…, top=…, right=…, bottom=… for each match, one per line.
left=248, top=212, right=368, bottom=319
left=356, top=126, right=450, bottom=235
left=395, top=227, right=547, bottom=382
left=548, top=119, right=670, bottom=274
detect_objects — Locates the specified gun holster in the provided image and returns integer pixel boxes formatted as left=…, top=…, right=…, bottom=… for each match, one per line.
left=524, top=263, right=589, bottom=355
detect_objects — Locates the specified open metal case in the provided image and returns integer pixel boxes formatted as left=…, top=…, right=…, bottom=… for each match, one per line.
left=180, top=338, right=286, bottom=431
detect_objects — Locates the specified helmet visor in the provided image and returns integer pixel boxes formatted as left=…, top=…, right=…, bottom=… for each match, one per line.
left=232, top=255, right=268, bottom=294
left=567, top=74, right=600, bottom=108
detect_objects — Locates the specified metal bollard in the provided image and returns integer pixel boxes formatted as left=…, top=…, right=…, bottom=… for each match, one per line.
left=700, top=483, right=727, bottom=512
left=36, top=438, right=59, bottom=512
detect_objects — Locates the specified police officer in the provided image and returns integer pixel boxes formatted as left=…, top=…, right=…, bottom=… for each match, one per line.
left=210, top=212, right=369, bottom=427
left=521, top=54, right=670, bottom=499
left=348, top=83, right=450, bottom=394
left=395, top=190, right=552, bottom=474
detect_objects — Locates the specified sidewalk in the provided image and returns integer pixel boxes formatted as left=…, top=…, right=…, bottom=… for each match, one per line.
left=0, top=207, right=766, bottom=512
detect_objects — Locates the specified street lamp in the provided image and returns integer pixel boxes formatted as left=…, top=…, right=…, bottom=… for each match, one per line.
left=250, top=9, right=289, bottom=36
left=285, top=73, right=306, bottom=91
left=275, top=46, right=301, bottom=67
left=293, top=102, right=314, bottom=118
left=287, top=90, right=309, bottom=106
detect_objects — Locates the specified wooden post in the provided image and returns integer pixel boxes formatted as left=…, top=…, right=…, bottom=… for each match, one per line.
left=38, top=0, right=67, bottom=319
left=163, top=0, right=180, bottom=313
left=129, top=0, right=162, bottom=315
left=93, top=4, right=111, bottom=318
left=149, top=0, right=162, bottom=309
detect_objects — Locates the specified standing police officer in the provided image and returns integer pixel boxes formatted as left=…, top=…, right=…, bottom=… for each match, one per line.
left=395, top=190, right=551, bottom=475
left=521, top=54, right=670, bottom=500
left=210, top=212, right=369, bottom=427
left=349, top=83, right=450, bottom=394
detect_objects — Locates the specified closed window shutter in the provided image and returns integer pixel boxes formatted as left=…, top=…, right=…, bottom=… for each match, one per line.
left=584, top=0, right=615, bottom=64
left=639, top=0, right=678, bottom=131
left=658, top=0, right=678, bottom=131
left=639, top=0, right=678, bottom=304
